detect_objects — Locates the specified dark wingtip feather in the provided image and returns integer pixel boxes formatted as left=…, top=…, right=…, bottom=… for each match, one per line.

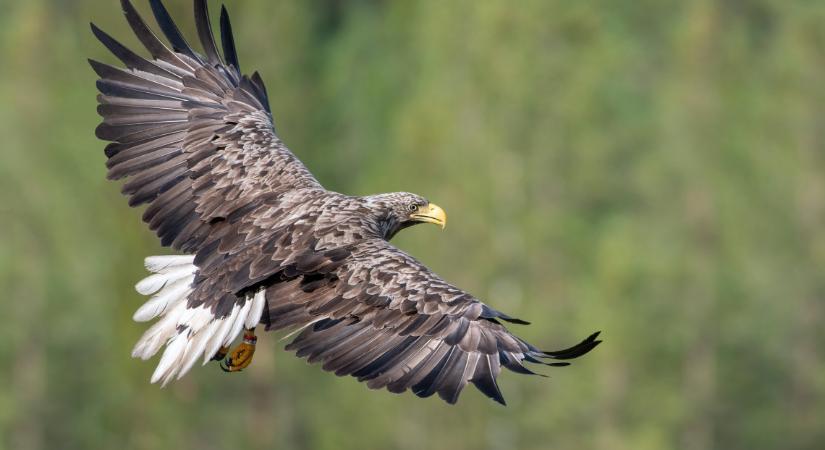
left=87, top=59, right=112, bottom=78
left=194, top=0, right=222, bottom=65
left=500, top=351, right=547, bottom=377
left=90, top=23, right=182, bottom=80
left=90, top=22, right=116, bottom=49
left=480, top=305, right=531, bottom=325
left=220, top=4, right=240, bottom=71
left=120, top=0, right=183, bottom=65
left=542, top=331, right=602, bottom=360
left=523, top=353, right=570, bottom=368
left=148, top=0, right=202, bottom=62
left=250, top=71, right=271, bottom=113
left=90, top=23, right=129, bottom=67
left=471, top=355, right=507, bottom=406
left=95, top=122, right=111, bottom=140
left=104, top=143, right=119, bottom=158
left=502, top=316, right=531, bottom=325
left=411, top=349, right=453, bottom=399
left=472, top=377, right=507, bottom=406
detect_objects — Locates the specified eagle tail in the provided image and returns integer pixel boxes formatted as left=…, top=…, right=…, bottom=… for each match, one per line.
left=130, top=255, right=266, bottom=386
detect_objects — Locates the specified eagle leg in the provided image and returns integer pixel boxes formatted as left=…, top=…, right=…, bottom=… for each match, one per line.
left=220, top=328, right=257, bottom=373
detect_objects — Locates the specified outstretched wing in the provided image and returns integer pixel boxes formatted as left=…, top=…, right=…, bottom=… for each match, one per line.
left=91, top=0, right=322, bottom=253
left=264, top=239, right=601, bottom=405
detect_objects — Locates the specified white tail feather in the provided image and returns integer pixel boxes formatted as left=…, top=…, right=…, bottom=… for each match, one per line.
left=201, top=306, right=238, bottom=365
left=131, top=255, right=266, bottom=385
left=245, top=290, right=267, bottom=329
left=152, top=331, right=188, bottom=385
left=144, top=255, right=196, bottom=273
left=177, top=320, right=219, bottom=379
left=224, top=300, right=252, bottom=347
left=135, top=264, right=196, bottom=295
left=132, top=300, right=187, bottom=360
left=133, top=276, right=194, bottom=322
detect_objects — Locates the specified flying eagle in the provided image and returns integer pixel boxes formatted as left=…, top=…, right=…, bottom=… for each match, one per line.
left=90, top=0, right=600, bottom=405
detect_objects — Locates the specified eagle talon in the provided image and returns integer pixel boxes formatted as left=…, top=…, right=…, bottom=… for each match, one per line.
left=219, top=359, right=239, bottom=373
left=211, top=346, right=229, bottom=362
left=218, top=329, right=257, bottom=373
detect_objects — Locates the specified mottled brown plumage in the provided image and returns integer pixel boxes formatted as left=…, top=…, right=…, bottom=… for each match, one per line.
left=92, top=0, right=600, bottom=404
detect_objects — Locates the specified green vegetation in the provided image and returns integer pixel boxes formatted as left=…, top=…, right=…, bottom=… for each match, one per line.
left=2, top=0, right=825, bottom=449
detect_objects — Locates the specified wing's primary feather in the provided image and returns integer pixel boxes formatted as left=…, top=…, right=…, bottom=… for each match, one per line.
left=90, top=23, right=180, bottom=79
left=194, top=0, right=222, bottom=65
left=148, top=0, right=203, bottom=63
left=120, top=0, right=193, bottom=73
left=219, top=5, right=240, bottom=71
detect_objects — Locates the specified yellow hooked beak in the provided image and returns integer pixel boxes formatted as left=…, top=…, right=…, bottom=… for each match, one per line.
left=410, top=203, right=447, bottom=230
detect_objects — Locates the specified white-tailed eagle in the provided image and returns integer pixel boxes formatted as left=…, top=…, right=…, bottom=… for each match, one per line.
left=90, top=0, right=601, bottom=405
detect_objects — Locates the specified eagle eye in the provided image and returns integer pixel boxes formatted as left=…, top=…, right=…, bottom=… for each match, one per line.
left=408, top=204, right=419, bottom=212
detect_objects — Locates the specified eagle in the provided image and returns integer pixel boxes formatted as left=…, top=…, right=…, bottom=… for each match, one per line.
left=90, top=0, right=601, bottom=405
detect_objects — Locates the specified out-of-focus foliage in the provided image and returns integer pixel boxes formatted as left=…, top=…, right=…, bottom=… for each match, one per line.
left=2, top=0, right=825, bottom=449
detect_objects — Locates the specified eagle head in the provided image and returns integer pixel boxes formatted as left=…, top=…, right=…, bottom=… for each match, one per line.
left=366, top=192, right=447, bottom=239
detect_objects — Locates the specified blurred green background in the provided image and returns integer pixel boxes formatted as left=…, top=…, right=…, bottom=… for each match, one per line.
left=2, top=0, right=825, bottom=449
